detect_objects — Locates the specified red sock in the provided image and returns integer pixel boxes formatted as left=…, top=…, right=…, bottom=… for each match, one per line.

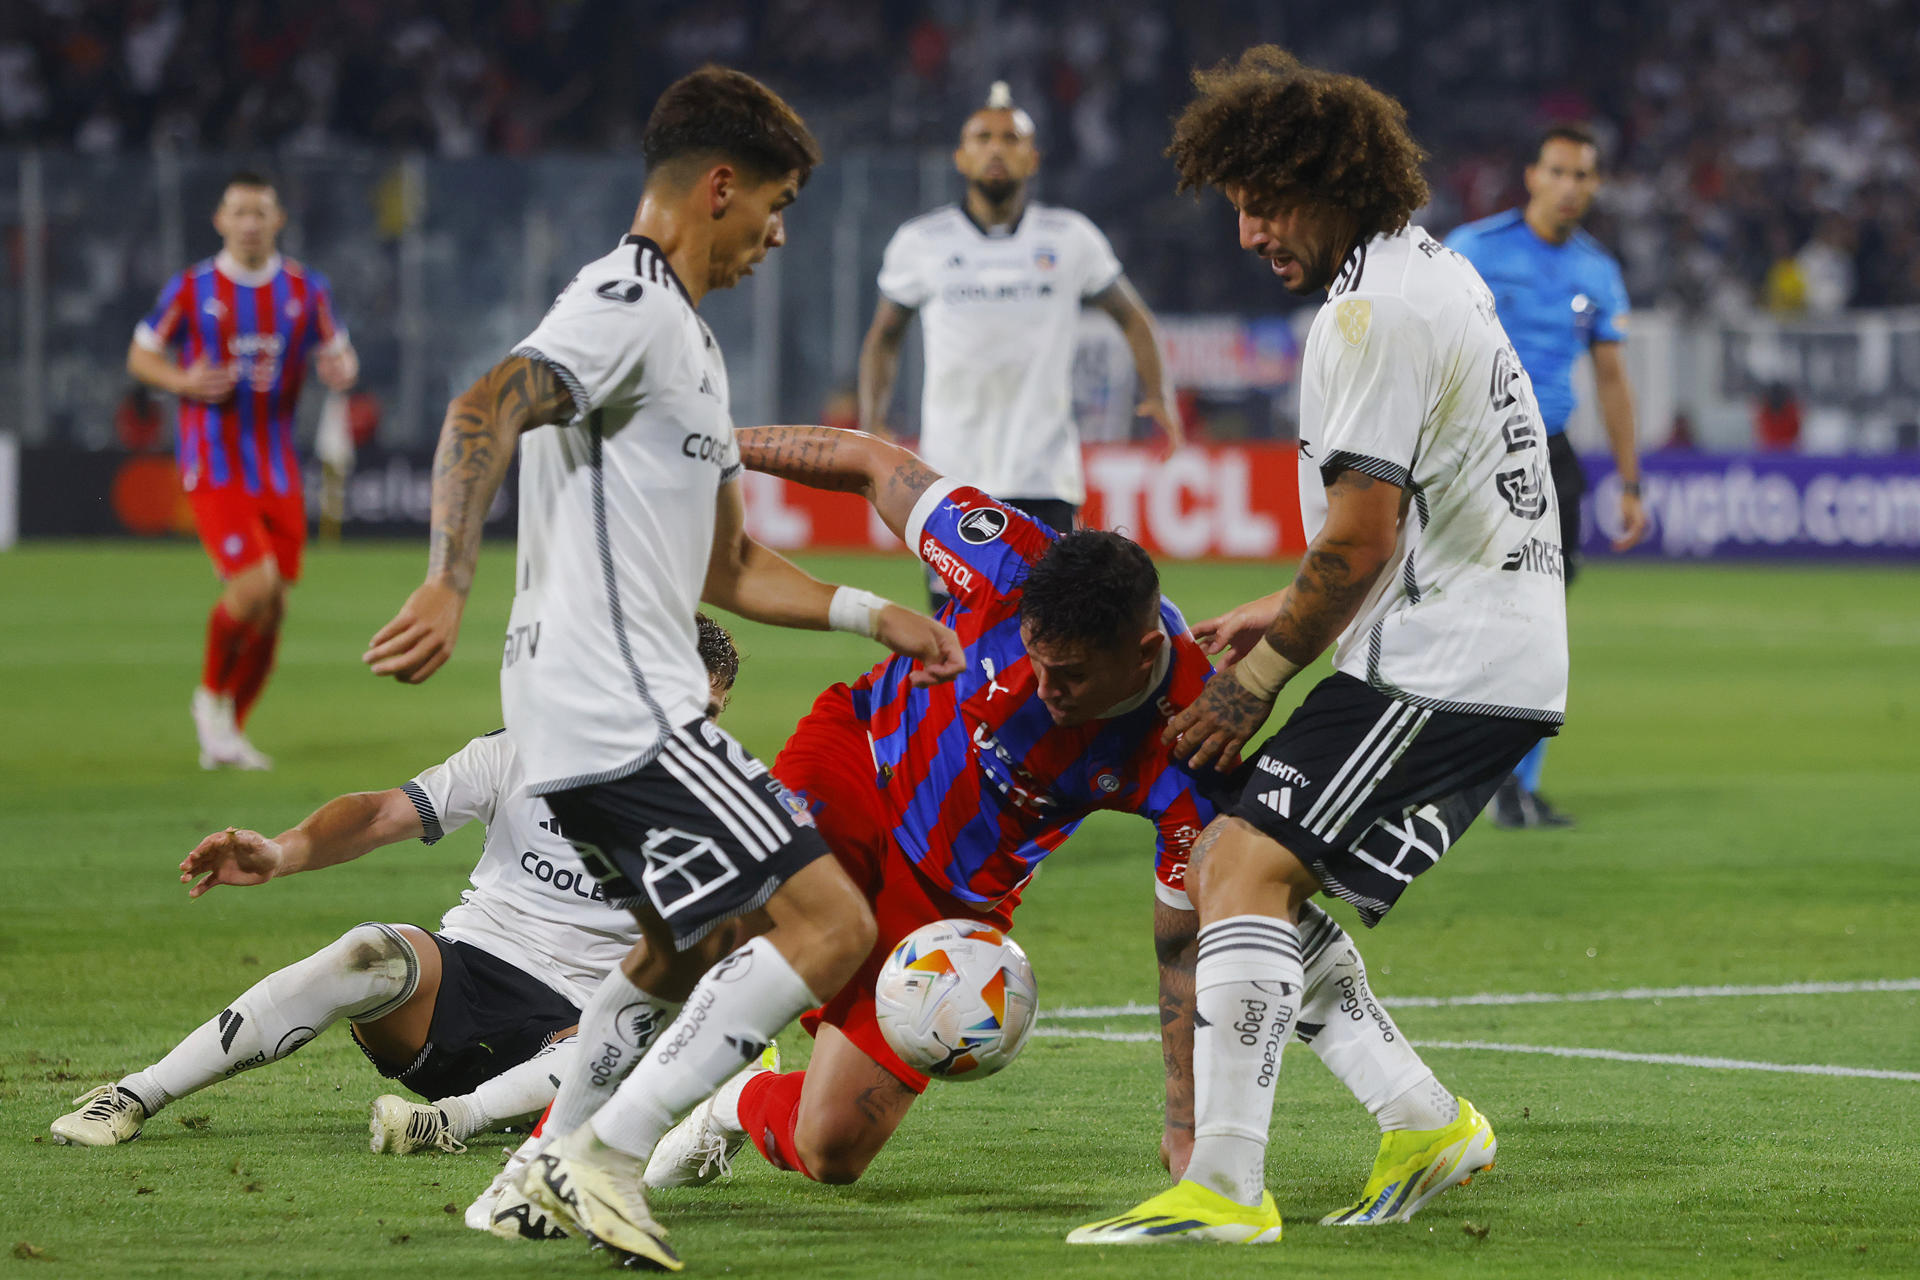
left=201, top=604, right=249, bottom=696
left=737, top=1070, right=815, bottom=1179
left=231, top=622, right=280, bottom=727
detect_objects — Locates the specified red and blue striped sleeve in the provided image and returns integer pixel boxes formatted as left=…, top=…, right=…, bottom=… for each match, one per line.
left=902, top=478, right=1056, bottom=608
left=136, top=270, right=191, bottom=352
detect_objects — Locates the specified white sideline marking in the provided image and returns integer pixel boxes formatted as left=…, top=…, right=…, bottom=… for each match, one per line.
left=1031, top=1027, right=1920, bottom=1081
left=1048, top=977, right=1920, bottom=1021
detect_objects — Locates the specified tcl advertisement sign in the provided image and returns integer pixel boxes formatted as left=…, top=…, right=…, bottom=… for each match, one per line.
left=742, top=442, right=1307, bottom=560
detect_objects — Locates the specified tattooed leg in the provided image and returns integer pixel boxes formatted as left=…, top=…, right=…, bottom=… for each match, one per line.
left=787, top=1023, right=920, bottom=1184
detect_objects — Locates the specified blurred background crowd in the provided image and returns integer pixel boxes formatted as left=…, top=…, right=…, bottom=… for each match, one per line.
left=5, top=0, right=1918, bottom=313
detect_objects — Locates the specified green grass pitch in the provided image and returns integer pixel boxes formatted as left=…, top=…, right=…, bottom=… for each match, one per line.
left=1, top=543, right=1916, bottom=1278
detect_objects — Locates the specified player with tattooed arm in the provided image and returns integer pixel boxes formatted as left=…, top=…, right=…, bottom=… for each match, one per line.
left=364, top=68, right=962, bottom=1271
left=1074, top=47, right=1568, bottom=1245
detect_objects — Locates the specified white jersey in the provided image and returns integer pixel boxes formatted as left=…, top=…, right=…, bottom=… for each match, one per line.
left=404, top=730, right=639, bottom=1009
left=506, top=236, right=740, bottom=793
left=878, top=203, right=1123, bottom=505
left=1297, top=226, right=1569, bottom=722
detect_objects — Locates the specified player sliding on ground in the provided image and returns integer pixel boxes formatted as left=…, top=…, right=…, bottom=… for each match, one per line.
left=50, top=623, right=742, bottom=1153
left=363, top=67, right=962, bottom=1273
left=1072, top=47, right=1569, bottom=1246
left=469, top=428, right=1506, bottom=1239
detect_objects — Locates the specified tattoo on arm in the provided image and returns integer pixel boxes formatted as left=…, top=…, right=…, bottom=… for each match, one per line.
left=1264, top=468, right=1395, bottom=664
left=735, top=426, right=941, bottom=537
left=427, top=356, right=572, bottom=592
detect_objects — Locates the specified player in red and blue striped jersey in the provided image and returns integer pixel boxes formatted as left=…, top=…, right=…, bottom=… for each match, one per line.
left=128, top=171, right=358, bottom=770
left=630, top=425, right=1232, bottom=1192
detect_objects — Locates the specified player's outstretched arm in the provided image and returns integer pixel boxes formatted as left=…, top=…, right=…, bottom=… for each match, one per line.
left=180, top=789, right=425, bottom=898
left=703, top=479, right=964, bottom=686
left=1090, top=276, right=1183, bottom=454
left=1168, top=467, right=1403, bottom=769
left=735, top=425, right=942, bottom=542
left=857, top=298, right=916, bottom=440
left=1591, top=341, right=1650, bottom=551
left=364, top=356, right=575, bottom=683
left=1154, top=898, right=1199, bottom=1180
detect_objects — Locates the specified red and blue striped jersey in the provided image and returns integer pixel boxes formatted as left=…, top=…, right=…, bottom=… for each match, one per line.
left=137, top=253, right=342, bottom=496
left=849, top=479, right=1229, bottom=908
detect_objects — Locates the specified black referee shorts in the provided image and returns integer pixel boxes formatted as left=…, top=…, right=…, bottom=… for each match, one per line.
left=1230, top=673, right=1551, bottom=926
left=544, top=719, right=831, bottom=950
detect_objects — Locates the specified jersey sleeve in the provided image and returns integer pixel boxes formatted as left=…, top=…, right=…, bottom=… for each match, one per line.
left=903, top=477, right=1055, bottom=607
left=134, top=271, right=191, bottom=353
left=876, top=224, right=931, bottom=309
left=1590, top=255, right=1630, bottom=345
left=1073, top=215, right=1124, bottom=299
left=1311, top=295, right=1428, bottom=489
left=512, top=269, right=662, bottom=424
left=306, top=268, right=348, bottom=356
left=403, top=731, right=512, bottom=845
left=1143, top=770, right=1217, bottom=912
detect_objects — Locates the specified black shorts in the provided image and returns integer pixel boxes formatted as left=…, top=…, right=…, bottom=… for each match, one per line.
left=384, top=934, right=580, bottom=1101
left=545, top=718, right=831, bottom=950
left=1547, top=433, right=1586, bottom=585
left=1231, top=673, right=1551, bottom=927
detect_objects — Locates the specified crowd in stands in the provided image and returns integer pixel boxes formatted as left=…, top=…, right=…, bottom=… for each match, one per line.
left=4, top=0, right=1917, bottom=313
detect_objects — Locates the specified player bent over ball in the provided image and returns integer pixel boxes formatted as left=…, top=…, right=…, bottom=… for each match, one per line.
left=501, top=429, right=1502, bottom=1236
left=51, top=618, right=742, bottom=1154
left=1072, top=47, right=1566, bottom=1246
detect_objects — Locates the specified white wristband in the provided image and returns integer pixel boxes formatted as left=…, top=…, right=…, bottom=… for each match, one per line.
left=828, top=586, right=889, bottom=639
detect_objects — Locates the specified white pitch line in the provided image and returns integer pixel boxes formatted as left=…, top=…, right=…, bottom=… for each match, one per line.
left=1047, top=977, right=1920, bottom=1021
left=1420, top=1040, right=1920, bottom=1082
left=1030, top=1027, right=1920, bottom=1081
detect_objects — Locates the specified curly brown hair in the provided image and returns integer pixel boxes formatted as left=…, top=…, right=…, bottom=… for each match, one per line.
left=644, top=66, right=822, bottom=186
left=1168, top=46, right=1430, bottom=240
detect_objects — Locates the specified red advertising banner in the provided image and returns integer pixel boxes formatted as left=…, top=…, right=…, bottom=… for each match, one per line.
left=741, top=442, right=1306, bottom=560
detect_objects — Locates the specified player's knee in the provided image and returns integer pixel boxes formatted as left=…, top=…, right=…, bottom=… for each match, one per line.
left=797, top=1130, right=877, bottom=1185
left=328, top=922, right=420, bottom=1011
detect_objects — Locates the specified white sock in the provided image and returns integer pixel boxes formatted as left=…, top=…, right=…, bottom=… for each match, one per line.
left=590, top=937, right=817, bottom=1160
left=1294, top=902, right=1456, bottom=1132
left=120, top=922, right=418, bottom=1116
left=438, top=1036, right=575, bottom=1142
left=1183, top=915, right=1303, bottom=1206
left=535, top=965, right=677, bottom=1153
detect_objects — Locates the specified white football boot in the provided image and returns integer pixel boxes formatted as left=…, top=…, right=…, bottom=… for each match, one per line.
left=644, top=1042, right=779, bottom=1188
left=369, top=1095, right=465, bottom=1155
left=521, top=1126, right=680, bottom=1271
left=51, top=1085, right=147, bottom=1146
left=469, top=1146, right=571, bottom=1241
left=192, top=688, right=245, bottom=770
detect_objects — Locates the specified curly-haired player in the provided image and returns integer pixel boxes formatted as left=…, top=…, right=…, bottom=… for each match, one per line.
left=1071, top=46, right=1568, bottom=1245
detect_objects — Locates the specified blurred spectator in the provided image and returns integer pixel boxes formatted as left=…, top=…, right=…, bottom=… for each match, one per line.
left=1754, top=383, right=1803, bottom=451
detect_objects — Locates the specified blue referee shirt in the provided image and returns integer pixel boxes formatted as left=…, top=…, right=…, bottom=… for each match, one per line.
left=1445, top=210, right=1630, bottom=435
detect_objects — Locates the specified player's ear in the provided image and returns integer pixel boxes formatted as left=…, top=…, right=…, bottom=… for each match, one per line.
left=1139, top=627, right=1166, bottom=669
left=707, top=164, right=736, bottom=220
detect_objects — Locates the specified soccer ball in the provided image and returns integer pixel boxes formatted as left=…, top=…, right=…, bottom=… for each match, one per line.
left=874, top=919, right=1038, bottom=1082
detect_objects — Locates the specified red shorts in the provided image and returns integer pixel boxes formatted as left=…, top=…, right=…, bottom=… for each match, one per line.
left=188, top=485, right=306, bottom=583
left=773, top=683, right=1018, bottom=1093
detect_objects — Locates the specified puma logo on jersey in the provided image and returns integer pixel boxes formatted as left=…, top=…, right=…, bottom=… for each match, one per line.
left=980, top=657, right=1009, bottom=701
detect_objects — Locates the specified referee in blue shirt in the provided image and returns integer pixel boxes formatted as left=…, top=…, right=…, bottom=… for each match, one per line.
left=1447, top=124, right=1649, bottom=829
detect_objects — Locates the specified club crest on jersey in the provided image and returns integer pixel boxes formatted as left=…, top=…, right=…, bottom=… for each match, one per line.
left=1033, top=247, right=1058, bottom=270
left=1336, top=299, right=1372, bottom=346
left=957, top=507, right=1008, bottom=545
left=1095, top=772, right=1120, bottom=793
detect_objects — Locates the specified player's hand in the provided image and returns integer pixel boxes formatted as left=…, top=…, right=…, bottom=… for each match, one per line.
left=1161, top=1123, right=1194, bottom=1181
left=1612, top=489, right=1650, bottom=551
left=1189, top=591, right=1286, bottom=665
left=364, top=581, right=466, bottom=684
left=181, top=827, right=283, bottom=898
left=316, top=344, right=359, bottom=393
left=1163, top=670, right=1276, bottom=772
left=874, top=604, right=965, bottom=688
left=1140, top=396, right=1184, bottom=459
left=176, top=356, right=239, bottom=403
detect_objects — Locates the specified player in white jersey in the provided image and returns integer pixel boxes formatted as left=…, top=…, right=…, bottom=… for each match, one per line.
left=51, top=619, right=740, bottom=1153
left=1074, top=47, right=1569, bottom=1246
left=860, top=82, right=1181, bottom=605
left=364, top=68, right=962, bottom=1272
